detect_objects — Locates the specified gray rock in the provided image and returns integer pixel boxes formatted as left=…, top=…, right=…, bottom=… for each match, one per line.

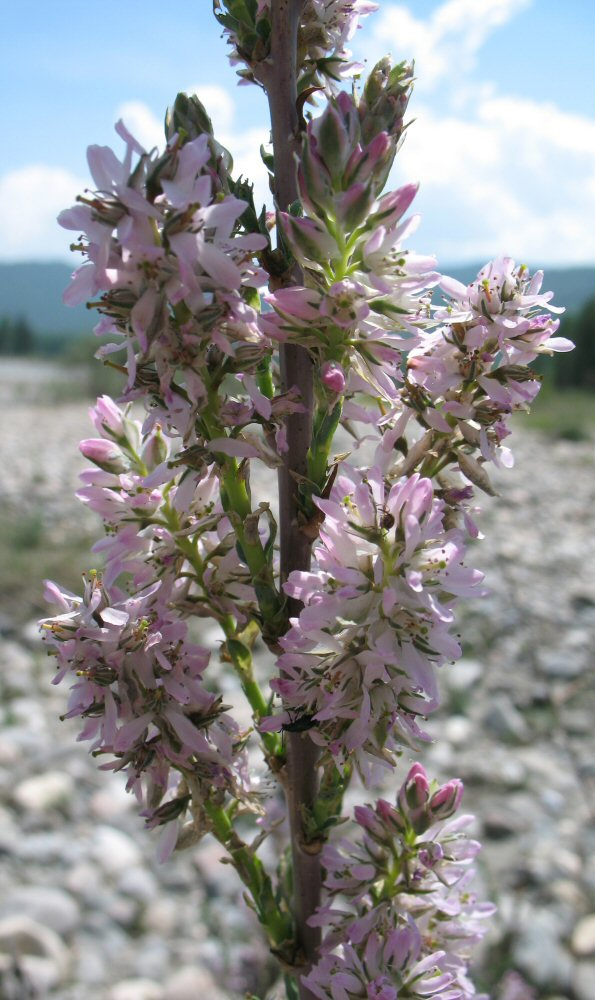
left=574, top=961, right=595, bottom=1000
left=0, top=886, right=79, bottom=937
left=482, top=695, right=531, bottom=744
left=20, top=619, right=46, bottom=648
left=14, top=831, right=73, bottom=864
left=90, top=779, right=134, bottom=820
left=536, top=648, right=586, bottom=679
left=445, top=658, right=483, bottom=692
left=118, top=866, right=159, bottom=904
left=142, top=899, right=180, bottom=936
left=443, top=714, right=474, bottom=746
left=0, top=641, right=35, bottom=696
left=128, top=934, right=171, bottom=980
left=512, top=910, right=573, bottom=990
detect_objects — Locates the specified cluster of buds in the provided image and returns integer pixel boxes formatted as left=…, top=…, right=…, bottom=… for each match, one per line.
left=214, top=0, right=379, bottom=92
left=303, top=763, right=494, bottom=999
left=262, top=83, right=434, bottom=439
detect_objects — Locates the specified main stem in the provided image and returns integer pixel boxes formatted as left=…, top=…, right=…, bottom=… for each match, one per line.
left=267, top=2, right=321, bottom=994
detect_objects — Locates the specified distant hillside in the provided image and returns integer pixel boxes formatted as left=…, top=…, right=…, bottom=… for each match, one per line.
left=0, top=260, right=593, bottom=339
left=0, top=262, right=92, bottom=338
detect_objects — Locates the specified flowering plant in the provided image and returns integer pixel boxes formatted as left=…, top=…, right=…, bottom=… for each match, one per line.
left=41, top=2, right=572, bottom=998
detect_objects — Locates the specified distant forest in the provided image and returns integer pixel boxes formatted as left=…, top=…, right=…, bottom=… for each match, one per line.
left=2, top=297, right=594, bottom=390
left=0, top=261, right=593, bottom=388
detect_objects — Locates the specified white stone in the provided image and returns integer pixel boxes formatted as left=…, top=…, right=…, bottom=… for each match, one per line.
left=90, top=777, right=133, bottom=820
left=13, top=770, right=74, bottom=812
left=164, top=965, right=228, bottom=1000
left=443, top=715, right=473, bottom=746
left=143, top=898, right=179, bottom=936
left=445, top=658, right=483, bottom=691
left=107, top=978, right=164, bottom=1000
left=572, top=914, right=595, bottom=957
left=89, top=825, right=142, bottom=875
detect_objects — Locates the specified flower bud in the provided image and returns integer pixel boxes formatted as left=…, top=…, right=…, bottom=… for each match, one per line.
left=360, top=58, right=414, bottom=146
left=90, top=395, right=126, bottom=440
left=278, top=213, right=338, bottom=266
left=298, top=140, right=334, bottom=218
left=309, top=93, right=360, bottom=186
left=80, top=438, right=128, bottom=474
left=141, top=425, right=168, bottom=471
left=398, top=762, right=431, bottom=833
left=428, top=779, right=464, bottom=822
left=344, top=131, right=394, bottom=191
left=321, top=361, right=346, bottom=395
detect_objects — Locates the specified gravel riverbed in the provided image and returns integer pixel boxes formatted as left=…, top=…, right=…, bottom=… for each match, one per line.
left=1, top=361, right=594, bottom=1000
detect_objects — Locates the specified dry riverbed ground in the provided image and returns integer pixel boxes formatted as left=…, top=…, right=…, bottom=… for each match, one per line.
left=1, top=359, right=594, bottom=999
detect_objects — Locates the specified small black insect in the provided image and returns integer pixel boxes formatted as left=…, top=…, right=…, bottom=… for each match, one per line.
left=379, top=509, right=395, bottom=531
left=281, top=711, right=319, bottom=733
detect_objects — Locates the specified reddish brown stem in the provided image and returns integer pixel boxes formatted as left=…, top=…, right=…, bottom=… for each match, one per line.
left=267, top=2, right=321, bottom=996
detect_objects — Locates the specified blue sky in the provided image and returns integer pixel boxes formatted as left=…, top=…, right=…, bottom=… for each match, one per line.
left=2, top=0, right=594, bottom=267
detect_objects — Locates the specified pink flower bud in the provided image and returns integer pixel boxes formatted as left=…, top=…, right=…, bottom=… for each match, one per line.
left=321, top=361, right=346, bottom=394
left=141, top=425, right=168, bottom=471
left=428, top=779, right=464, bottom=822
left=80, top=438, right=127, bottom=474
left=279, top=214, right=338, bottom=266
left=90, top=395, right=126, bottom=439
left=398, top=762, right=431, bottom=833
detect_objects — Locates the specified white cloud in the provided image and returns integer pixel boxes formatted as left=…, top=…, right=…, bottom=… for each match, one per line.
left=363, top=0, right=532, bottom=89
left=0, top=165, right=88, bottom=262
left=347, top=0, right=595, bottom=264
left=393, top=94, right=595, bottom=264
left=186, top=84, right=236, bottom=134
left=115, top=100, right=164, bottom=151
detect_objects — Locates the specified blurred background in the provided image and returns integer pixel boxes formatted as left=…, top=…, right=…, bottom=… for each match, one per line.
left=0, top=2, right=594, bottom=998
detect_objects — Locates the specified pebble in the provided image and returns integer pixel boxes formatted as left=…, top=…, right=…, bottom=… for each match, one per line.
left=13, top=770, right=75, bottom=813
left=512, top=910, right=574, bottom=991
left=0, top=887, right=80, bottom=937
left=107, top=979, right=165, bottom=1000
left=163, top=965, right=229, bottom=1000
left=0, top=916, right=69, bottom=991
left=536, top=649, right=586, bottom=679
left=573, top=961, right=595, bottom=1000
left=482, top=695, right=531, bottom=744
left=0, top=640, right=35, bottom=695
left=572, top=914, right=595, bottom=957
left=90, top=825, right=143, bottom=876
